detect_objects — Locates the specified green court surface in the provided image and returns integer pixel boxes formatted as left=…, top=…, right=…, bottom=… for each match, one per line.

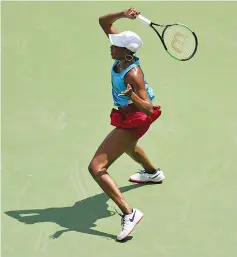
left=2, top=1, right=237, bottom=257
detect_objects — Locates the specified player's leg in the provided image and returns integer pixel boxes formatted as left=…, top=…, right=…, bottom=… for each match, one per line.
left=88, top=128, right=135, bottom=214
left=88, top=128, right=144, bottom=240
left=126, top=142, right=165, bottom=183
left=126, top=142, right=157, bottom=173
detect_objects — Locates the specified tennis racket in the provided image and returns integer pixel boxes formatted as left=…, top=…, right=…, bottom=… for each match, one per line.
left=137, top=14, right=198, bottom=61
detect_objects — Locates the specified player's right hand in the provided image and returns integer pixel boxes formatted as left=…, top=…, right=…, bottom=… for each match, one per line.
left=123, top=8, right=140, bottom=20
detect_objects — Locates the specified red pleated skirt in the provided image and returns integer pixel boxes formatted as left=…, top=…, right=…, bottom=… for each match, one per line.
left=110, top=104, right=162, bottom=139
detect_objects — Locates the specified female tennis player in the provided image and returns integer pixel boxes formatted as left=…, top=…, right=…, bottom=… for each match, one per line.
left=88, top=8, right=165, bottom=241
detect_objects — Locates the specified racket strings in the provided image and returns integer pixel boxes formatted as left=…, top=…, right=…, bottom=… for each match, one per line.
left=163, top=25, right=197, bottom=60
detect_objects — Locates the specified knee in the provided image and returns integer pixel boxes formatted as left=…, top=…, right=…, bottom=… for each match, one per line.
left=88, top=162, right=96, bottom=177
left=88, top=161, right=107, bottom=179
left=133, top=147, right=139, bottom=155
left=130, top=147, right=140, bottom=159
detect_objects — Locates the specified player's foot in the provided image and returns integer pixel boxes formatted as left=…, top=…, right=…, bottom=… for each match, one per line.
left=129, top=168, right=165, bottom=183
left=117, top=208, right=144, bottom=241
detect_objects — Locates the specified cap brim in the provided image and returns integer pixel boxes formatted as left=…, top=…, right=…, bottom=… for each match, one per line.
left=109, top=34, right=125, bottom=48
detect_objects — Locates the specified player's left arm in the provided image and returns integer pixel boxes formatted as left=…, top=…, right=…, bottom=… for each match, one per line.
left=123, top=67, right=154, bottom=116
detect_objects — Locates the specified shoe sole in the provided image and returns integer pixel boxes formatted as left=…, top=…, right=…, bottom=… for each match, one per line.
left=116, top=215, right=144, bottom=241
left=129, top=176, right=165, bottom=184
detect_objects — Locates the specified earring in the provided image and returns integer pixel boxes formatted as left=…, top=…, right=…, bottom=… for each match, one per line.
left=125, top=55, right=134, bottom=61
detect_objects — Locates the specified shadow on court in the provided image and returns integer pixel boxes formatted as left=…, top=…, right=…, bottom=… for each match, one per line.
left=5, top=184, right=151, bottom=241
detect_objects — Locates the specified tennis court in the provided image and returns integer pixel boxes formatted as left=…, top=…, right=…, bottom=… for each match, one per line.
left=2, top=1, right=237, bottom=257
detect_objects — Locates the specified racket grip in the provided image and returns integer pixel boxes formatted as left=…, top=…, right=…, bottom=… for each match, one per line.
left=137, top=14, right=151, bottom=25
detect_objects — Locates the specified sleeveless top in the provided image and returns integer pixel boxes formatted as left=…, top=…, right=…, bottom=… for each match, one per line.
left=111, top=57, right=155, bottom=107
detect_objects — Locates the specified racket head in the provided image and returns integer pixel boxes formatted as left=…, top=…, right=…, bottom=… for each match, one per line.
left=161, top=23, right=198, bottom=61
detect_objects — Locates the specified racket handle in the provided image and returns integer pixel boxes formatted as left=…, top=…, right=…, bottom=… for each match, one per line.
left=137, top=14, right=151, bottom=25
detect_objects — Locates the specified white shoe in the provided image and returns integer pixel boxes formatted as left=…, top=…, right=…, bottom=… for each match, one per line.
left=129, top=168, right=165, bottom=183
left=117, top=208, right=144, bottom=241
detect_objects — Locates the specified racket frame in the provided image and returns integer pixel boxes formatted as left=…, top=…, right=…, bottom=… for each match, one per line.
left=137, top=14, right=198, bottom=61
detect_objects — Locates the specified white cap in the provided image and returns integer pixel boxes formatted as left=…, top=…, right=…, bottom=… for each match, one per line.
left=109, top=31, right=143, bottom=53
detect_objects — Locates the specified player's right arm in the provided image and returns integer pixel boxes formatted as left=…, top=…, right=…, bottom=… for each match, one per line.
left=99, top=8, right=140, bottom=38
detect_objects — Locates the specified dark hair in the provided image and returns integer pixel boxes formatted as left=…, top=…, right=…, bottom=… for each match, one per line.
left=125, top=48, right=135, bottom=56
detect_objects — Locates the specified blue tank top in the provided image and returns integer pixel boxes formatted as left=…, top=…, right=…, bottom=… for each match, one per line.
left=111, top=57, right=155, bottom=107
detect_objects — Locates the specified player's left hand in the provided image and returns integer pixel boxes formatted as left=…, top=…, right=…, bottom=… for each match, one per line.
left=118, top=84, right=133, bottom=97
